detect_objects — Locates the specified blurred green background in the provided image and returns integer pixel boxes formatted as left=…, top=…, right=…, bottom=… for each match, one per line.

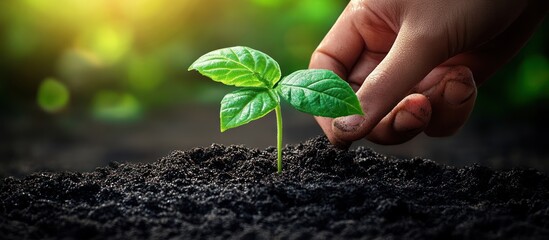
left=1, top=0, right=548, bottom=176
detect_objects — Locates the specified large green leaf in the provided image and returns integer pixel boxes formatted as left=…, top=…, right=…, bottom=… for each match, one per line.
left=277, top=69, right=363, bottom=117
left=189, top=46, right=281, bottom=88
left=220, top=88, right=279, bottom=131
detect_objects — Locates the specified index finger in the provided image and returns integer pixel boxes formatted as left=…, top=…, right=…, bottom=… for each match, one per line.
left=309, top=4, right=366, bottom=147
left=309, top=3, right=366, bottom=78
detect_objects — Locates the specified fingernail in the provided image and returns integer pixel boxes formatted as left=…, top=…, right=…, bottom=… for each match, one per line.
left=444, top=80, right=475, bottom=105
left=393, top=110, right=424, bottom=133
left=333, top=115, right=364, bottom=132
left=422, top=80, right=441, bottom=98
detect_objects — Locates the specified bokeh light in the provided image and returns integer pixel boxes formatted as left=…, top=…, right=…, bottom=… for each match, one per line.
left=37, top=78, right=70, bottom=113
left=513, top=54, right=549, bottom=105
left=0, top=0, right=347, bottom=120
left=92, top=90, right=141, bottom=122
left=127, top=53, right=165, bottom=92
left=78, top=24, right=133, bottom=66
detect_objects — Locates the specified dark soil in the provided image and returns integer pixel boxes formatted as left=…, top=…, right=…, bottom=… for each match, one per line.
left=1, top=136, right=549, bottom=239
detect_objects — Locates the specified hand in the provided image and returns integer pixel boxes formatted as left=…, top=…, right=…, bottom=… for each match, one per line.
left=310, top=0, right=547, bottom=147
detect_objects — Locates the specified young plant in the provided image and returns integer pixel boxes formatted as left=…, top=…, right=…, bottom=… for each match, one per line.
left=189, top=46, right=363, bottom=173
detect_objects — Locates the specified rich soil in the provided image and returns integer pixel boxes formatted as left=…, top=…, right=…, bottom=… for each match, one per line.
left=1, top=136, right=548, bottom=239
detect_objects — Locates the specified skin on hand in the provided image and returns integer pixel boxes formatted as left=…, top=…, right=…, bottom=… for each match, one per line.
left=310, top=0, right=548, bottom=148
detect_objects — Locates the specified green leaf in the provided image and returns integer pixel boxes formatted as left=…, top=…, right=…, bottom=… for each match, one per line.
left=189, top=46, right=281, bottom=88
left=277, top=69, right=363, bottom=117
left=220, top=88, right=279, bottom=131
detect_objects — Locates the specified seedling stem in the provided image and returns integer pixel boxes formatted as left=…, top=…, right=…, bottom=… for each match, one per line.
left=275, top=105, right=283, bottom=173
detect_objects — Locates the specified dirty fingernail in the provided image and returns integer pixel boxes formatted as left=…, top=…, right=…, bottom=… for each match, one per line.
left=393, top=110, right=424, bottom=133
left=444, top=80, right=475, bottom=105
left=333, top=115, right=364, bottom=132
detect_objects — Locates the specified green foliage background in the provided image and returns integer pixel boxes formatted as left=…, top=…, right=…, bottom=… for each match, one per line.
left=0, top=0, right=547, bottom=123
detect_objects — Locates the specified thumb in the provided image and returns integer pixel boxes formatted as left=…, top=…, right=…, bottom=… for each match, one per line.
left=332, top=26, right=449, bottom=143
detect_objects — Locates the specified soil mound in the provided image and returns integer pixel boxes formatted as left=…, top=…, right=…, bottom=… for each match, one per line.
left=1, top=136, right=548, bottom=239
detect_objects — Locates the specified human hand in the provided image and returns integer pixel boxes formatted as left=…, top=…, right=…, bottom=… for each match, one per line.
left=310, top=0, right=547, bottom=147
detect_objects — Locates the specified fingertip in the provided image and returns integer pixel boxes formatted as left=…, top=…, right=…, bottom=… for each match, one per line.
left=393, top=96, right=431, bottom=133
left=332, top=114, right=370, bottom=144
left=422, top=65, right=477, bottom=137
left=442, top=66, right=476, bottom=106
left=315, top=116, right=352, bottom=149
left=333, top=115, right=365, bottom=133
left=366, top=93, right=431, bottom=145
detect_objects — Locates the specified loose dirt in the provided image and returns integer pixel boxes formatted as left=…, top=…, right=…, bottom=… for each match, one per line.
left=1, top=136, right=548, bottom=239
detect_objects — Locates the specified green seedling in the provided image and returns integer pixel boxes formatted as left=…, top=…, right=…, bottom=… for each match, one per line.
left=189, top=46, right=363, bottom=173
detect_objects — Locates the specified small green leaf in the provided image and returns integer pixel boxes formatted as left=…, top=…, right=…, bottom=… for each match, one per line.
left=220, top=88, right=279, bottom=131
left=277, top=69, right=363, bottom=117
left=189, top=46, right=281, bottom=88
